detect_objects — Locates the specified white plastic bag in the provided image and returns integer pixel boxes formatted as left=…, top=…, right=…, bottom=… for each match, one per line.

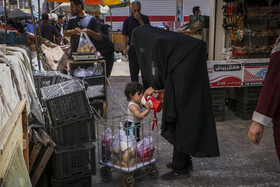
left=77, top=32, right=96, bottom=54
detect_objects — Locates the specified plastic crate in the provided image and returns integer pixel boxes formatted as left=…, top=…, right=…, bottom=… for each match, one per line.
left=212, top=101, right=225, bottom=122
left=51, top=175, right=91, bottom=187
left=52, top=143, right=96, bottom=180
left=211, top=88, right=227, bottom=103
left=235, top=100, right=257, bottom=120
left=90, top=99, right=106, bottom=118
left=41, top=80, right=91, bottom=127
left=236, top=87, right=262, bottom=102
left=33, top=71, right=60, bottom=98
left=48, top=117, right=96, bottom=147
left=0, top=32, right=28, bottom=46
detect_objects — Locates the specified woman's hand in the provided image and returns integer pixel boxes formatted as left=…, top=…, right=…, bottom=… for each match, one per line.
left=144, top=87, right=156, bottom=98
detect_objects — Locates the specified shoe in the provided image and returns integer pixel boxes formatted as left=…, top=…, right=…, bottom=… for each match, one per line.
left=166, top=161, right=193, bottom=171
left=161, top=170, right=190, bottom=180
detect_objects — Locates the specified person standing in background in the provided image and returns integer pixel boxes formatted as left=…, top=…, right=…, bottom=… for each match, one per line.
left=40, top=13, right=62, bottom=45
left=122, top=0, right=150, bottom=89
left=100, top=19, right=110, bottom=37
left=64, top=0, right=115, bottom=77
left=55, top=15, right=69, bottom=45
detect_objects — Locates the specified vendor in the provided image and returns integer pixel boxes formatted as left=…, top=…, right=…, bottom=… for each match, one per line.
left=64, top=0, right=115, bottom=77
left=132, top=25, right=220, bottom=180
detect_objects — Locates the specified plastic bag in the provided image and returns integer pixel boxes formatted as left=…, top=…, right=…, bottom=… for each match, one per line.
left=101, top=128, right=113, bottom=163
left=110, top=129, right=136, bottom=168
left=77, top=32, right=96, bottom=54
left=137, top=136, right=155, bottom=163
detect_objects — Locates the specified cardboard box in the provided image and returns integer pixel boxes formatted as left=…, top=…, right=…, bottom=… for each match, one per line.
left=207, top=60, right=242, bottom=87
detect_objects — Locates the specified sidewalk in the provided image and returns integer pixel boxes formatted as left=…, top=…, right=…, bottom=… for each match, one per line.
left=91, top=62, right=280, bottom=186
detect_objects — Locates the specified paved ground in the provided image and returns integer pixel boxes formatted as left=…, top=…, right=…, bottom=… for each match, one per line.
left=91, top=75, right=280, bottom=187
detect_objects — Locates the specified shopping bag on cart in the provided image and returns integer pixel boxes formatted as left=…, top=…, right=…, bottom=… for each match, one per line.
left=77, top=32, right=96, bottom=54
left=110, top=129, right=137, bottom=168
left=101, top=128, right=113, bottom=163
left=137, top=136, right=155, bottom=163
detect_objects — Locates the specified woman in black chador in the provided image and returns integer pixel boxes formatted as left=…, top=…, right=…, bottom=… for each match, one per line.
left=131, top=25, right=220, bottom=180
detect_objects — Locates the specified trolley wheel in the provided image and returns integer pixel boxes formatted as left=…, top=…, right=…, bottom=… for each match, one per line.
left=146, top=163, right=158, bottom=179
left=122, top=174, right=134, bottom=187
left=100, top=166, right=112, bottom=182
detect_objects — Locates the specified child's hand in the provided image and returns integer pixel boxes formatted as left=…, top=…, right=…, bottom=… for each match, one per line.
left=145, top=101, right=152, bottom=110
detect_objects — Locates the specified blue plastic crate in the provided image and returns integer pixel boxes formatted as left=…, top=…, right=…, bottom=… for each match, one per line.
left=0, top=32, right=28, bottom=46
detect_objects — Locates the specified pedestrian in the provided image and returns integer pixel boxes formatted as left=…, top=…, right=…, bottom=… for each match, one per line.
left=124, top=82, right=151, bottom=142
left=248, top=36, right=280, bottom=161
left=100, top=19, right=110, bottom=37
left=55, top=14, right=69, bottom=45
left=40, top=13, right=62, bottom=45
left=122, top=1, right=150, bottom=89
left=131, top=25, right=220, bottom=180
left=64, top=0, right=115, bottom=77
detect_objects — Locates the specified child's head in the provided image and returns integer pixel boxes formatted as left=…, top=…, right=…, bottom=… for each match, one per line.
left=124, top=82, right=144, bottom=101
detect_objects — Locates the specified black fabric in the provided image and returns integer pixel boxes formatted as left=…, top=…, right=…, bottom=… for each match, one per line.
left=128, top=46, right=149, bottom=89
left=172, top=146, right=191, bottom=173
left=103, top=52, right=114, bottom=77
left=131, top=25, right=219, bottom=157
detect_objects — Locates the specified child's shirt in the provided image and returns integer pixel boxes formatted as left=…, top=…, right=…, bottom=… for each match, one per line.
left=127, top=102, right=142, bottom=123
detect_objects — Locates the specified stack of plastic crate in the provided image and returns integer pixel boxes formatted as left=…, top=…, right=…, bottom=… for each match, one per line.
left=41, top=79, right=96, bottom=187
left=211, top=88, right=227, bottom=121
left=235, top=87, right=262, bottom=120
left=32, top=71, right=73, bottom=99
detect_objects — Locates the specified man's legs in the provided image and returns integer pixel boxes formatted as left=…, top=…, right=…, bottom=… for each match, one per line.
left=103, top=52, right=114, bottom=77
left=128, top=46, right=139, bottom=82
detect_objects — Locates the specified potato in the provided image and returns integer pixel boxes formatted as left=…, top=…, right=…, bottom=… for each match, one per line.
left=89, top=45, right=93, bottom=50
left=116, top=160, right=121, bottom=166
left=121, top=161, right=128, bottom=168
left=130, top=147, right=136, bottom=157
left=122, top=150, right=129, bottom=162
left=85, top=48, right=91, bottom=53
left=77, top=48, right=81, bottom=53
left=80, top=48, right=85, bottom=53
left=112, top=147, right=120, bottom=155
left=129, top=158, right=135, bottom=167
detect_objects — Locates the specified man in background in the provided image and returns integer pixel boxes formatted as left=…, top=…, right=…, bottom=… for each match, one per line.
left=55, top=14, right=69, bottom=45
left=64, top=0, right=115, bottom=77
left=40, top=13, right=61, bottom=45
left=122, top=0, right=150, bottom=89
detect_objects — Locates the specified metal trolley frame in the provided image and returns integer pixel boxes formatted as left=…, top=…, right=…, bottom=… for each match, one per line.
left=96, top=114, right=159, bottom=187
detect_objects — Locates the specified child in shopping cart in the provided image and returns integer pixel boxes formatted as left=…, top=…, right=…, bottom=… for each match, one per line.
left=124, top=82, right=151, bottom=141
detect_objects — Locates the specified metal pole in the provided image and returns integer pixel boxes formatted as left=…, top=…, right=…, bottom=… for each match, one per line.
left=110, top=8, right=112, bottom=31
left=37, top=0, right=42, bottom=39
left=28, top=0, right=41, bottom=70
left=4, top=0, right=7, bottom=34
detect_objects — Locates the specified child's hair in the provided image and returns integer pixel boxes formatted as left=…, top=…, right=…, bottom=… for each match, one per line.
left=124, top=82, right=144, bottom=101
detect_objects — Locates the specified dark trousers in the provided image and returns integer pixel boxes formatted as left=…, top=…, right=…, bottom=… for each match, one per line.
left=128, top=46, right=149, bottom=89
left=124, top=121, right=141, bottom=142
left=103, top=52, right=114, bottom=77
left=172, top=145, right=192, bottom=174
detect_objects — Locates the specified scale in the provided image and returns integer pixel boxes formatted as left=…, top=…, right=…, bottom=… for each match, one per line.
left=72, top=52, right=101, bottom=61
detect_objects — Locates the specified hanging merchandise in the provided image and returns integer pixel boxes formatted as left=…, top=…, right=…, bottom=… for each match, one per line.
left=237, top=29, right=243, bottom=41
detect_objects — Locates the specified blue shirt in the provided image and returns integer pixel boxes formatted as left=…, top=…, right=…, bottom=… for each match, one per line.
left=122, top=14, right=150, bottom=45
left=26, top=23, right=37, bottom=34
